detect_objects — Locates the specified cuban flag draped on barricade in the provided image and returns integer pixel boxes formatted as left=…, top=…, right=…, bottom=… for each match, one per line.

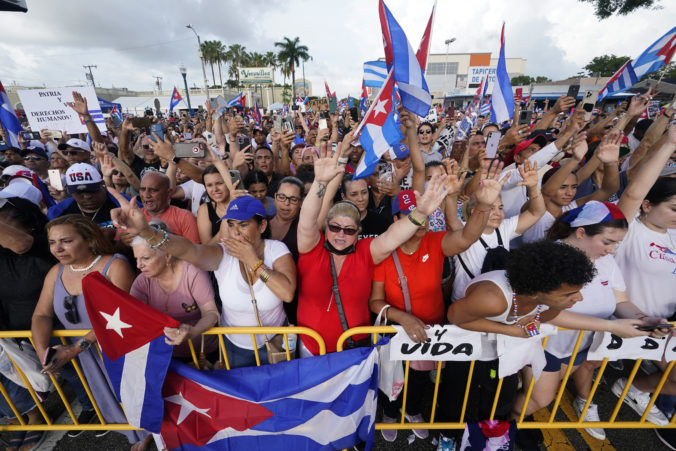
left=226, top=92, right=246, bottom=107
left=0, top=80, right=22, bottom=148
left=378, top=0, right=432, bottom=118
left=353, top=69, right=404, bottom=178
left=82, top=272, right=379, bottom=450
left=490, top=23, right=515, bottom=125
left=598, top=26, right=676, bottom=100
left=169, top=87, right=183, bottom=112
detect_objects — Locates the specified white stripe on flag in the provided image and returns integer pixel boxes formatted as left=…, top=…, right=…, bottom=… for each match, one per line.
left=397, top=82, right=432, bottom=106
left=119, top=341, right=150, bottom=426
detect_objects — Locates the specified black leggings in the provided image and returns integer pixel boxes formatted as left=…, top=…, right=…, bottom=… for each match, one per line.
left=380, top=368, right=430, bottom=418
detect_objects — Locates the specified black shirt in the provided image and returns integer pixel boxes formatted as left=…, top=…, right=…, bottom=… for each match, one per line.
left=359, top=210, right=392, bottom=240
left=61, top=195, right=118, bottom=228
left=266, top=172, right=285, bottom=197
left=130, top=155, right=161, bottom=179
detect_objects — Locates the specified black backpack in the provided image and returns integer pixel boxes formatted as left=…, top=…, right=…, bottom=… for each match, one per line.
left=457, top=229, right=510, bottom=279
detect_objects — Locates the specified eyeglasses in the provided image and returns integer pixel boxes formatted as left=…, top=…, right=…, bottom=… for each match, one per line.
left=23, top=156, right=46, bottom=161
left=275, top=193, right=301, bottom=204
left=111, top=170, right=123, bottom=176
left=63, top=295, right=80, bottom=324
left=327, top=223, right=358, bottom=235
left=64, top=150, right=84, bottom=156
left=142, top=145, right=150, bottom=149
left=418, top=129, right=432, bottom=135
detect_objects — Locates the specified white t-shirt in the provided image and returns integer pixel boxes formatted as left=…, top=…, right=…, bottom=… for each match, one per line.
left=214, top=240, right=290, bottom=349
left=522, top=201, right=577, bottom=243
left=452, top=216, right=521, bottom=301
left=180, top=179, right=207, bottom=216
left=616, top=219, right=676, bottom=318
left=546, top=254, right=624, bottom=358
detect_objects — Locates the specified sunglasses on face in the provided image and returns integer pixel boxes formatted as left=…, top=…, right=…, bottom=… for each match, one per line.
left=327, top=223, right=358, bottom=236
left=64, top=150, right=84, bottom=156
left=142, top=145, right=150, bottom=149
left=63, top=295, right=80, bottom=324
left=275, top=193, right=300, bottom=204
left=111, top=170, right=124, bottom=176
left=418, top=129, right=432, bottom=135
left=24, top=156, right=45, bottom=161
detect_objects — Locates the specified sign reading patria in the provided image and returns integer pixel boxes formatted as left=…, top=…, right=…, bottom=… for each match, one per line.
left=238, top=67, right=274, bottom=84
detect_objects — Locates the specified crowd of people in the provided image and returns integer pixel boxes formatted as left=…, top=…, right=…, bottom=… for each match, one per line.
left=0, top=87, right=675, bottom=450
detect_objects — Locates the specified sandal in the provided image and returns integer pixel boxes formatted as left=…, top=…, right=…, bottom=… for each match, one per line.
left=6, top=430, right=26, bottom=451
left=18, top=430, right=45, bottom=451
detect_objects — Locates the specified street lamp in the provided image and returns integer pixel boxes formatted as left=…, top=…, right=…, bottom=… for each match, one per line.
left=179, top=64, right=192, bottom=116
left=442, top=37, right=456, bottom=106
left=186, top=24, right=209, bottom=98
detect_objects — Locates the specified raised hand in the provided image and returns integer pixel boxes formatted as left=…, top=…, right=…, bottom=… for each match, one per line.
left=149, top=132, right=176, bottom=162
left=107, top=188, right=150, bottom=237
left=552, top=95, right=576, bottom=114
left=627, top=89, right=652, bottom=117
left=415, top=173, right=449, bottom=216
left=442, top=158, right=467, bottom=197
left=596, top=129, right=622, bottom=164
left=66, top=91, right=89, bottom=116
left=474, top=160, right=508, bottom=206
left=313, top=143, right=344, bottom=183
left=570, top=131, right=589, bottom=161
left=221, top=236, right=259, bottom=268
left=516, top=160, right=539, bottom=188
left=91, top=141, right=108, bottom=160
left=100, top=154, right=115, bottom=177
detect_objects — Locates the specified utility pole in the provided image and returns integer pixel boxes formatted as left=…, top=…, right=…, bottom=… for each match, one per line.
left=83, top=65, right=97, bottom=87
left=153, top=75, right=163, bottom=92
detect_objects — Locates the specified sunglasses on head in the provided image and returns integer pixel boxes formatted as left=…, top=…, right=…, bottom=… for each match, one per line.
left=63, top=295, right=80, bottom=324
left=327, top=223, right=358, bottom=236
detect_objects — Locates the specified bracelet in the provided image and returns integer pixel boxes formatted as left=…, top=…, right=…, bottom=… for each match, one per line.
left=149, top=230, right=170, bottom=249
left=251, top=260, right=264, bottom=273
left=528, top=193, right=541, bottom=201
left=337, top=156, right=349, bottom=165
left=259, top=268, right=271, bottom=283
left=408, top=208, right=427, bottom=227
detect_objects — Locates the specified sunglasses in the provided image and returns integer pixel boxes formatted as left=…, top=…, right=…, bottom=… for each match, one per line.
left=418, top=129, right=432, bottom=135
left=24, top=156, right=46, bottom=161
left=111, top=170, right=122, bottom=176
left=64, top=150, right=84, bottom=156
left=63, top=295, right=80, bottom=324
left=327, top=223, right=358, bottom=236
left=275, top=193, right=301, bottom=204
left=142, top=144, right=151, bottom=149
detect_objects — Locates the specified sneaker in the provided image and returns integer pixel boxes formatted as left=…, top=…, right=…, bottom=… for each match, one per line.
left=67, top=409, right=96, bottom=438
left=608, top=359, right=624, bottom=371
left=380, top=414, right=397, bottom=442
left=437, top=434, right=456, bottom=451
left=573, top=397, right=606, bottom=440
left=611, top=377, right=669, bottom=426
left=403, top=412, right=429, bottom=439
left=655, top=428, right=676, bottom=450
left=95, top=429, right=111, bottom=438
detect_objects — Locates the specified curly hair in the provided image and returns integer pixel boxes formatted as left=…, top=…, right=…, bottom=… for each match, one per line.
left=506, top=240, right=595, bottom=296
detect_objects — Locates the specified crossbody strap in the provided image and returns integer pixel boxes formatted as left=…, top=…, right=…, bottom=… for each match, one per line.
left=244, top=265, right=272, bottom=346
left=391, top=250, right=412, bottom=313
left=329, top=255, right=355, bottom=347
left=457, top=253, right=475, bottom=279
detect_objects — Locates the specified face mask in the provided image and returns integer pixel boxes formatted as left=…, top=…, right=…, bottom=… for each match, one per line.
left=323, top=239, right=355, bottom=255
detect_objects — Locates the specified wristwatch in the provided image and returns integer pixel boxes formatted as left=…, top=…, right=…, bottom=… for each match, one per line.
left=172, top=155, right=180, bottom=164
left=78, top=339, right=93, bottom=352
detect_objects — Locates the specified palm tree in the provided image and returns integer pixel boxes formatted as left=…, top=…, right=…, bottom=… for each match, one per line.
left=213, top=41, right=227, bottom=89
left=264, top=51, right=278, bottom=101
left=200, top=40, right=221, bottom=86
left=226, top=44, right=247, bottom=86
left=275, top=36, right=311, bottom=98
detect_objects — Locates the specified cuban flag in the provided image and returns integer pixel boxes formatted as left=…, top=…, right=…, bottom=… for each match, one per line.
left=82, top=272, right=179, bottom=433
left=353, top=69, right=404, bottom=178
left=598, top=60, right=638, bottom=100
left=226, top=92, right=245, bottom=107
left=0, top=80, right=22, bottom=148
left=490, top=23, right=515, bottom=125
left=480, top=99, right=491, bottom=117
left=360, top=79, right=369, bottom=114
left=111, top=105, right=123, bottom=124
left=158, top=346, right=378, bottom=450
left=324, top=81, right=336, bottom=98
left=253, top=101, right=262, bottom=126
left=379, top=0, right=432, bottom=118
left=632, top=26, right=676, bottom=79
left=169, top=87, right=183, bottom=112
left=363, top=61, right=388, bottom=88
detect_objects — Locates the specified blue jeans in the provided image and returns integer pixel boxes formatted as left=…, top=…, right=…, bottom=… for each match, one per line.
left=223, top=338, right=269, bottom=369
left=0, top=373, right=35, bottom=420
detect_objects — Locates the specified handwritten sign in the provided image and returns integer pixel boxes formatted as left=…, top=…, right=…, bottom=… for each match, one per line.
left=17, top=86, right=104, bottom=134
left=587, top=332, right=669, bottom=362
left=663, top=336, right=676, bottom=362
left=389, top=325, right=482, bottom=361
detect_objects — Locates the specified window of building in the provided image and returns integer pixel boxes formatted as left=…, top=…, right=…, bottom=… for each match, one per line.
left=427, top=62, right=458, bottom=75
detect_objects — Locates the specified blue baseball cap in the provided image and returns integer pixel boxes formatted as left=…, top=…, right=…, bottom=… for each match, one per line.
left=220, top=196, right=266, bottom=221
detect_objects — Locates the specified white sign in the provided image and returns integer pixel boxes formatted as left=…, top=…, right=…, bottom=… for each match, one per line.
left=663, top=336, right=676, bottom=362
left=497, top=324, right=558, bottom=380
left=18, top=87, right=105, bottom=134
left=389, top=325, right=483, bottom=361
left=467, top=66, right=497, bottom=86
left=587, top=331, right=669, bottom=362
left=239, top=67, right=274, bottom=84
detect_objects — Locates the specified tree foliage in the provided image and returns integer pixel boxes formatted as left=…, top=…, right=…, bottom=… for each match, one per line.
left=579, top=0, right=661, bottom=19
left=275, top=37, right=311, bottom=98
left=583, top=54, right=631, bottom=76
left=510, top=75, right=552, bottom=85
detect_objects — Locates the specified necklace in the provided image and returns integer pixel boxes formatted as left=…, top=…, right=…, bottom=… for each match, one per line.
left=80, top=205, right=103, bottom=224
left=69, top=255, right=102, bottom=274
left=512, top=291, right=542, bottom=337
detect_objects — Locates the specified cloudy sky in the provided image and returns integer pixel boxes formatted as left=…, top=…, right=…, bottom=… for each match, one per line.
left=1, top=0, right=672, bottom=97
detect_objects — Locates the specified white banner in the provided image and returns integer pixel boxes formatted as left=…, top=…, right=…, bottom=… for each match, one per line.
left=389, top=325, right=483, bottom=361
left=17, top=86, right=105, bottom=135
left=663, top=336, right=676, bottom=362
left=467, top=66, right=497, bottom=86
left=587, top=331, right=669, bottom=362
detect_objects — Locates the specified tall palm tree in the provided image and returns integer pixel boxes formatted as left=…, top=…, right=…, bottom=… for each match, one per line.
left=275, top=36, right=311, bottom=98
left=200, top=40, right=221, bottom=86
left=213, top=41, right=226, bottom=89
left=264, top=51, right=278, bottom=101
left=226, top=44, right=247, bottom=86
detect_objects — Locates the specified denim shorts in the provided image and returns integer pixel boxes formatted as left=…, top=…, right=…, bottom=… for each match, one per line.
left=543, top=348, right=589, bottom=372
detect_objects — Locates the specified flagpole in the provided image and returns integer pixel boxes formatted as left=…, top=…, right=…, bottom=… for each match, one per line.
left=352, top=69, right=394, bottom=137
left=654, top=64, right=669, bottom=92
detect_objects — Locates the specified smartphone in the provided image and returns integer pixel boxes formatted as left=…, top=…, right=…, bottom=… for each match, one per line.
left=131, top=117, right=152, bottom=128
left=485, top=131, right=501, bottom=159
left=377, top=161, right=393, bottom=183
left=21, top=131, right=41, bottom=140
left=173, top=142, right=205, bottom=158
left=183, top=133, right=192, bottom=140
left=329, top=97, right=337, bottom=114
left=202, top=131, right=216, bottom=147
left=274, top=117, right=282, bottom=134
left=318, top=119, right=328, bottom=130
left=349, top=107, right=359, bottom=122
left=48, top=169, right=63, bottom=191
left=515, top=88, right=523, bottom=102
left=635, top=324, right=675, bottom=332
left=291, top=105, right=299, bottom=111
left=149, top=123, right=163, bottom=143
left=42, top=347, right=57, bottom=366
left=320, top=110, right=330, bottom=119
left=331, top=142, right=338, bottom=156
left=581, top=90, right=599, bottom=121
left=209, top=98, right=219, bottom=110
left=237, top=136, right=251, bottom=149
left=282, top=118, right=294, bottom=133
left=566, top=84, right=580, bottom=99
left=518, top=110, right=533, bottom=126
left=229, top=169, right=242, bottom=187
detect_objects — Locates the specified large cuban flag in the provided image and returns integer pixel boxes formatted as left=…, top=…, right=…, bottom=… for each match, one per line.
left=0, top=80, right=22, bottom=148
left=490, top=23, right=514, bottom=125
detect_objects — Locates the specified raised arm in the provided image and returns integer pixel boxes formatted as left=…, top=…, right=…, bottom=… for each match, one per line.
left=400, top=108, right=426, bottom=193
left=66, top=91, right=103, bottom=144
left=541, top=132, right=587, bottom=198
left=514, top=160, right=546, bottom=234
left=626, top=106, right=673, bottom=179
left=576, top=129, right=621, bottom=205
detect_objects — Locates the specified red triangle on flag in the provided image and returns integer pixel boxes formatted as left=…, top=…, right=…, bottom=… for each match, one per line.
left=82, top=272, right=180, bottom=361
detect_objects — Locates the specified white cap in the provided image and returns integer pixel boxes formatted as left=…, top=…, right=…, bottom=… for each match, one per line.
left=65, top=163, right=102, bottom=194
left=57, top=138, right=91, bottom=153
left=0, top=182, right=42, bottom=207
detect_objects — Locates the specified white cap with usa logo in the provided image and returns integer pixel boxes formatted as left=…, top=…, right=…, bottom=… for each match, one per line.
left=65, top=163, right=102, bottom=195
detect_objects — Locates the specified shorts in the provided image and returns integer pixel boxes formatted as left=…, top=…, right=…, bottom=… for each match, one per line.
left=543, top=348, right=589, bottom=372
